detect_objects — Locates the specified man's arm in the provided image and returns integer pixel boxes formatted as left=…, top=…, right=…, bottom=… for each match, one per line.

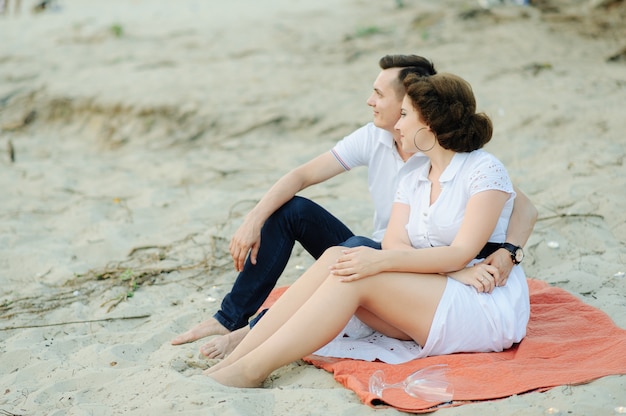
left=484, top=186, right=538, bottom=285
left=229, top=151, right=346, bottom=271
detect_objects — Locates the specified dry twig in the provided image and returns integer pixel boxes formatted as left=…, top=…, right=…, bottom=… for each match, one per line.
left=0, top=314, right=151, bottom=331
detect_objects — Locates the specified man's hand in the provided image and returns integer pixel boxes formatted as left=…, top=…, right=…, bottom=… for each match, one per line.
left=229, top=219, right=262, bottom=272
left=448, top=263, right=500, bottom=293
left=329, top=246, right=382, bottom=282
left=481, top=248, right=514, bottom=287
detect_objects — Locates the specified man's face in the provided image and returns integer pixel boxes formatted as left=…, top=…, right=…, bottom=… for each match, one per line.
left=366, top=68, right=403, bottom=132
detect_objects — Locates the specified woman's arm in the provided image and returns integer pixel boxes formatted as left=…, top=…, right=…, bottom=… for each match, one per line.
left=331, top=189, right=510, bottom=281
left=381, top=202, right=414, bottom=251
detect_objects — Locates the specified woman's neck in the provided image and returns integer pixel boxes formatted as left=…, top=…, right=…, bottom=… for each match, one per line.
left=427, top=149, right=455, bottom=180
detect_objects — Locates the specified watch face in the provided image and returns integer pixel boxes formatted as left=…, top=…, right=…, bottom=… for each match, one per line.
left=514, top=248, right=524, bottom=263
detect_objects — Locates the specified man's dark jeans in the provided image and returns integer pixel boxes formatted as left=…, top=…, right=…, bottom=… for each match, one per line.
left=213, top=196, right=381, bottom=331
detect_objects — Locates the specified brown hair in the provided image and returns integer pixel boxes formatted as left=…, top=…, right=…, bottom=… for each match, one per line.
left=403, top=73, right=493, bottom=152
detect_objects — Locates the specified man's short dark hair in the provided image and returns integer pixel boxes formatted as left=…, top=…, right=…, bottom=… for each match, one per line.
left=379, top=54, right=437, bottom=98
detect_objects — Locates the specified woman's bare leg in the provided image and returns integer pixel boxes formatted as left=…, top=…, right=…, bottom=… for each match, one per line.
left=354, top=308, right=413, bottom=340
left=207, top=271, right=447, bottom=387
left=204, top=247, right=344, bottom=375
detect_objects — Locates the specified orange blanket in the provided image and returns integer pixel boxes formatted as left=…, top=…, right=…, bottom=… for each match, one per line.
left=260, top=278, right=626, bottom=413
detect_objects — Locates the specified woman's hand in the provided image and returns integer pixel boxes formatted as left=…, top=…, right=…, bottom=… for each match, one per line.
left=329, top=246, right=382, bottom=282
left=448, top=263, right=500, bottom=293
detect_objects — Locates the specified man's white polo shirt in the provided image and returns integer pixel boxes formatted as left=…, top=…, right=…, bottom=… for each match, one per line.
left=331, top=122, right=428, bottom=242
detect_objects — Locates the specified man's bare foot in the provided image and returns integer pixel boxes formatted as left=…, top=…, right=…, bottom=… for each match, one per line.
left=171, top=317, right=230, bottom=345
left=200, top=326, right=249, bottom=359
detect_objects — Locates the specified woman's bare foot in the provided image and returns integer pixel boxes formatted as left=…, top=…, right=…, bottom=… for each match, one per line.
left=200, top=326, right=249, bottom=359
left=171, top=317, right=230, bottom=345
left=206, top=362, right=266, bottom=388
left=203, top=358, right=227, bottom=376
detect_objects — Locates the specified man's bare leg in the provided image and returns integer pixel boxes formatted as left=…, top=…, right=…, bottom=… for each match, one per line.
left=200, top=326, right=250, bottom=359
left=171, top=317, right=230, bottom=345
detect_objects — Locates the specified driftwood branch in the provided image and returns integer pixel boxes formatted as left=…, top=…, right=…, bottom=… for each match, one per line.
left=538, top=213, right=604, bottom=221
left=0, top=314, right=151, bottom=331
left=0, top=408, right=25, bottom=416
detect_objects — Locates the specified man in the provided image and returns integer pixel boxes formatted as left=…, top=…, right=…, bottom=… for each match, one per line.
left=171, top=55, right=537, bottom=358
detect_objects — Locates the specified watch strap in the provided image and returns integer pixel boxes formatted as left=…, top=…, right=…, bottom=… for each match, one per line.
left=501, top=242, right=522, bottom=264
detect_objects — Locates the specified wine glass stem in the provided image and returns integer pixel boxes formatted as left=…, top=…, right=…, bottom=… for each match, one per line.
left=383, top=381, right=406, bottom=391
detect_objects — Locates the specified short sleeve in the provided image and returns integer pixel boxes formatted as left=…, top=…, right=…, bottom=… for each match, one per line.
left=394, top=173, right=412, bottom=205
left=468, top=157, right=513, bottom=197
left=331, top=124, right=377, bottom=171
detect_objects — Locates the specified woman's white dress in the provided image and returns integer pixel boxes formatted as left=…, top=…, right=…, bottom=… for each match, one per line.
left=314, top=150, right=530, bottom=364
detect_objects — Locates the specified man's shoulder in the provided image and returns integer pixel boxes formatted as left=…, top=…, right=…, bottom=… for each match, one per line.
left=331, top=123, right=394, bottom=169
left=362, top=122, right=392, bottom=137
left=343, top=122, right=393, bottom=146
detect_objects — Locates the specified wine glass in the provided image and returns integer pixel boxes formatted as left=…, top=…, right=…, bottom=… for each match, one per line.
left=369, top=364, right=454, bottom=402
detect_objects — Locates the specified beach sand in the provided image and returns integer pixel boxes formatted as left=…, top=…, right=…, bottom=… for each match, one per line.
left=1, top=0, right=625, bottom=414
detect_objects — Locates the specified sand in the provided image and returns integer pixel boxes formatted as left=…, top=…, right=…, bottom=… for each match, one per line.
left=1, top=0, right=625, bottom=414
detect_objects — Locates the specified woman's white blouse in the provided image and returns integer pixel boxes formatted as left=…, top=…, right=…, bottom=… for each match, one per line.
left=395, top=150, right=515, bottom=251
left=314, top=149, right=530, bottom=364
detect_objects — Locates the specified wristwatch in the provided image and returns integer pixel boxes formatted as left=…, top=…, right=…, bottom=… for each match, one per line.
left=501, top=242, right=524, bottom=265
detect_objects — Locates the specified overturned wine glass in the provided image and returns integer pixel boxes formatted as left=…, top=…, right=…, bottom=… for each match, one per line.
left=369, top=364, right=454, bottom=402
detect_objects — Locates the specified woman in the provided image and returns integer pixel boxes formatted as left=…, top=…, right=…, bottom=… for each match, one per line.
left=206, top=73, right=530, bottom=388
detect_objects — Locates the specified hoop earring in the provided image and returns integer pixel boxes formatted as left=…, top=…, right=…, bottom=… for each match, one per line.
left=413, top=127, right=436, bottom=152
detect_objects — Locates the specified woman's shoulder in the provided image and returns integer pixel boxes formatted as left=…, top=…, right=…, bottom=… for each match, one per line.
left=466, top=149, right=505, bottom=170
left=465, top=150, right=512, bottom=192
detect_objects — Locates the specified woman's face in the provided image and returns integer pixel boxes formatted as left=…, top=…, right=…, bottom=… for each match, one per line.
left=394, top=95, right=431, bottom=154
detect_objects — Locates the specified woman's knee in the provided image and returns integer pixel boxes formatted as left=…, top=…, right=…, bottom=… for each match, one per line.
left=319, top=245, right=344, bottom=260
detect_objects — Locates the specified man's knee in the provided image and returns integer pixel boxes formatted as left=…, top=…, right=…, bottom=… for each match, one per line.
left=279, top=196, right=311, bottom=214
left=340, top=236, right=381, bottom=249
